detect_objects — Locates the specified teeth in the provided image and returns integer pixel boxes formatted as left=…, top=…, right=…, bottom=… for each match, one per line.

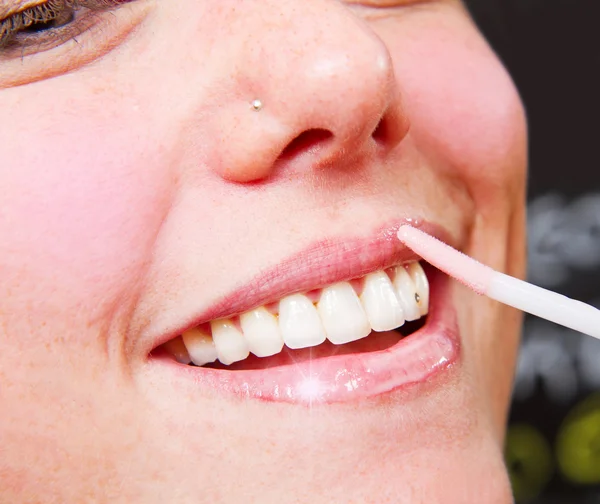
left=406, top=262, right=429, bottom=316
left=317, top=282, right=371, bottom=344
left=239, top=307, right=285, bottom=357
left=359, top=271, right=406, bottom=331
left=391, top=266, right=421, bottom=321
left=182, top=328, right=218, bottom=366
left=211, top=319, right=250, bottom=365
left=173, top=261, right=430, bottom=366
left=279, top=293, right=327, bottom=349
left=163, top=336, right=192, bottom=364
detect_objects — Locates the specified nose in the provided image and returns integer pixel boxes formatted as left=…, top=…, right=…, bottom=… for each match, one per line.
left=208, top=1, right=410, bottom=183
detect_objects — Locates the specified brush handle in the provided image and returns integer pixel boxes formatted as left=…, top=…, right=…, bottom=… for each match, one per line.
left=489, top=272, right=600, bottom=339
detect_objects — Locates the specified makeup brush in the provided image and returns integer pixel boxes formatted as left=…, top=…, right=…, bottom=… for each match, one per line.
left=397, top=225, right=600, bottom=339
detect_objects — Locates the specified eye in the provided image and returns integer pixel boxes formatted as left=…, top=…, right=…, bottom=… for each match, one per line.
left=0, top=0, right=145, bottom=88
left=0, top=1, right=131, bottom=50
left=20, top=6, right=76, bottom=35
left=0, top=1, right=78, bottom=47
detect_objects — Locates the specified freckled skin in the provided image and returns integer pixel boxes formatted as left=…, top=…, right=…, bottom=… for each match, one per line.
left=0, top=1, right=526, bottom=503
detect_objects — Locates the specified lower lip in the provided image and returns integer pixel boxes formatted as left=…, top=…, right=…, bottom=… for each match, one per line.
left=149, top=269, right=460, bottom=404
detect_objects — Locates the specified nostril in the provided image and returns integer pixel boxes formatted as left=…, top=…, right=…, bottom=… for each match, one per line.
left=371, top=117, right=387, bottom=143
left=372, top=103, right=411, bottom=150
left=371, top=115, right=393, bottom=145
left=279, top=128, right=333, bottom=160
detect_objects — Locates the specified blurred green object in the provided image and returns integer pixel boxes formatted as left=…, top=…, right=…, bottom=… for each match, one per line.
left=556, top=394, right=600, bottom=485
left=505, top=424, right=554, bottom=502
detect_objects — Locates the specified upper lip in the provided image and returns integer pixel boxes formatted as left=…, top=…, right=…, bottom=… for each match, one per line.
left=147, top=219, right=460, bottom=353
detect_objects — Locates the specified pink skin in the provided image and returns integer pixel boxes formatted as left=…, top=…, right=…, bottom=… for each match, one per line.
left=0, top=1, right=526, bottom=503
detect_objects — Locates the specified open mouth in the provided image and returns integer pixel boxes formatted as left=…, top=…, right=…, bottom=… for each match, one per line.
left=160, top=262, right=429, bottom=370
left=148, top=222, right=461, bottom=404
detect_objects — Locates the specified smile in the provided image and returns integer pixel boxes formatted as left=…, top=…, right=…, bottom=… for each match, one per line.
left=149, top=222, right=461, bottom=404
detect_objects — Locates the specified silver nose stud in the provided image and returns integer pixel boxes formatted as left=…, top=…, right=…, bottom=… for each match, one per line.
left=251, top=99, right=263, bottom=112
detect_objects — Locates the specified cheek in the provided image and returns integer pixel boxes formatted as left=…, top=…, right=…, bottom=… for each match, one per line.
left=384, top=11, right=527, bottom=208
left=0, top=92, right=173, bottom=317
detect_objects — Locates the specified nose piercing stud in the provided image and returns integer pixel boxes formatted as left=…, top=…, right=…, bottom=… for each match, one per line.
left=251, top=99, right=263, bottom=111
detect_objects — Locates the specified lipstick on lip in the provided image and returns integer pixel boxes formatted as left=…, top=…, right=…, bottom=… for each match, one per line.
left=146, top=220, right=462, bottom=404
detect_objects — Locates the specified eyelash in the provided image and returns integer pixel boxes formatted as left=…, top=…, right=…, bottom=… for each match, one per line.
left=0, top=0, right=128, bottom=50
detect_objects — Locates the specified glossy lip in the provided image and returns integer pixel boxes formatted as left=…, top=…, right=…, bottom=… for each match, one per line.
left=150, top=267, right=459, bottom=404
left=146, top=219, right=457, bottom=354
left=145, top=219, right=462, bottom=404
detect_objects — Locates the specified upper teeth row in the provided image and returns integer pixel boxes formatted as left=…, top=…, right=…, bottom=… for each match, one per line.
left=164, top=262, right=429, bottom=367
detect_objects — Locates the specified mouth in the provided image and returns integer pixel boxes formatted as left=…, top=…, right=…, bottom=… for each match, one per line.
left=148, top=221, right=461, bottom=404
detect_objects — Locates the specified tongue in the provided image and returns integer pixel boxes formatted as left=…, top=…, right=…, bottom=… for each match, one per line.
left=205, top=330, right=403, bottom=371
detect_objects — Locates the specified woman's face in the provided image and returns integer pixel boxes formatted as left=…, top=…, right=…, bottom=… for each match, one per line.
left=0, top=0, right=526, bottom=501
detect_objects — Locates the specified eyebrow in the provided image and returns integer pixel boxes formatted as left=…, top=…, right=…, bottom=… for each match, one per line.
left=0, top=1, right=47, bottom=19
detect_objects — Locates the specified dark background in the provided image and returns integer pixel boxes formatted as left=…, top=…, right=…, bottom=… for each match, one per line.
left=465, top=1, right=600, bottom=502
